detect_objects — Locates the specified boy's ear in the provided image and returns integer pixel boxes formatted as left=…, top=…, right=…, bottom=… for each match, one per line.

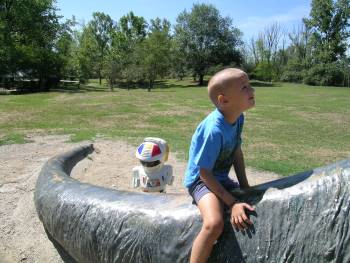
left=217, top=94, right=228, bottom=105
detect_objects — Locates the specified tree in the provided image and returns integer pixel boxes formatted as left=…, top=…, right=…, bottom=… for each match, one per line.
left=103, top=12, right=148, bottom=89
left=265, top=23, right=283, bottom=65
left=304, top=0, right=350, bottom=63
left=303, top=0, right=350, bottom=85
left=88, top=12, right=114, bottom=85
left=170, top=38, right=187, bottom=80
left=249, top=23, right=284, bottom=81
left=248, top=36, right=259, bottom=65
left=56, top=18, right=81, bottom=80
left=77, top=25, right=99, bottom=82
left=0, top=0, right=62, bottom=90
left=119, top=11, right=147, bottom=43
left=281, top=24, right=312, bottom=83
left=174, top=4, right=243, bottom=85
left=136, top=18, right=172, bottom=91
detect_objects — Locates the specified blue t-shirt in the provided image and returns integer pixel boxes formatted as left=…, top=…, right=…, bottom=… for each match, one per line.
left=184, top=109, right=244, bottom=188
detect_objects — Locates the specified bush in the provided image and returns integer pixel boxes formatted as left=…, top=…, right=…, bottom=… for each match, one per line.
left=281, top=69, right=305, bottom=83
left=303, top=63, right=344, bottom=86
left=280, top=59, right=306, bottom=83
left=241, top=61, right=256, bottom=78
left=252, top=62, right=276, bottom=82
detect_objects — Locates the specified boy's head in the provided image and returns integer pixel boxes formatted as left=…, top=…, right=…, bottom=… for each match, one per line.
left=208, top=68, right=255, bottom=113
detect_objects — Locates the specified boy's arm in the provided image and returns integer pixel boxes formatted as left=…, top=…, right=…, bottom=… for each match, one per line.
left=200, top=168, right=254, bottom=230
left=200, top=168, right=237, bottom=207
left=232, top=146, right=250, bottom=189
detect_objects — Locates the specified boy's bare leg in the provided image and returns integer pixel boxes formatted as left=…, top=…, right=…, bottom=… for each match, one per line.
left=190, top=193, right=224, bottom=263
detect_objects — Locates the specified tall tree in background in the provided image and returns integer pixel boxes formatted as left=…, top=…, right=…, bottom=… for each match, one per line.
left=170, top=37, right=187, bottom=80
left=116, top=11, right=147, bottom=83
left=88, top=12, right=114, bottom=85
left=175, top=4, right=243, bottom=85
left=77, top=25, right=99, bottom=82
left=119, top=11, right=147, bottom=43
left=304, top=0, right=350, bottom=63
left=104, top=12, right=148, bottom=89
left=303, top=0, right=350, bottom=85
left=251, top=23, right=284, bottom=81
left=0, top=0, right=61, bottom=90
left=288, top=24, right=311, bottom=67
left=281, top=24, right=312, bottom=82
left=136, top=18, right=172, bottom=91
left=56, top=18, right=80, bottom=80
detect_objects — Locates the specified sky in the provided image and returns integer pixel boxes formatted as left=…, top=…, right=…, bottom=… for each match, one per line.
left=55, top=0, right=312, bottom=41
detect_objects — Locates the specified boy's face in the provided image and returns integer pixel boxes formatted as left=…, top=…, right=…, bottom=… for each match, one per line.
left=220, top=73, right=255, bottom=113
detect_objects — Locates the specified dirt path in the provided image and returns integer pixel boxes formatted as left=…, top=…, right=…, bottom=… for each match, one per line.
left=0, top=135, right=280, bottom=263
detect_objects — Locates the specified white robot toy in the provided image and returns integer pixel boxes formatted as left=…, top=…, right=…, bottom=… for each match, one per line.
left=132, top=137, right=174, bottom=192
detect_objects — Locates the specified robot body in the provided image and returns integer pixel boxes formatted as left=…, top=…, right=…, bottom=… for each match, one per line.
left=132, top=137, right=174, bottom=193
left=132, top=165, right=173, bottom=192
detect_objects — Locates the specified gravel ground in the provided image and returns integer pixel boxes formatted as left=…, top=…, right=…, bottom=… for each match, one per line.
left=0, top=135, right=280, bottom=263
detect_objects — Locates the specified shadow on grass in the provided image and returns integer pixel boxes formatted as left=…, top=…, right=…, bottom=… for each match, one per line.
left=0, top=79, right=208, bottom=95
left=50, top=84, right=111, bottom=93
left=0, top=89, right=54, bottom=95
left=0, top=85, right=110, bottom=95
left=80, top=85, right=111, bottom=92
left=103, top=79, right=207, bottom=91
left=154, top=80, right=275, bottom=90
left=146, top=80, right=207, bottom=90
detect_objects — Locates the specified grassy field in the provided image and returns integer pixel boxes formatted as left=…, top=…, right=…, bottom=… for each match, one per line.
left=0, top=79, right=349, bottom=176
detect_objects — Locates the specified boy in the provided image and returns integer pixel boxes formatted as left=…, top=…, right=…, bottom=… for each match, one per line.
left=184, top=68, right=255, bottom=263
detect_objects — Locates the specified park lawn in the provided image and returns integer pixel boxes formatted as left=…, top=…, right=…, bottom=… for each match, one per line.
left=0, top=79, right=349, bottom=176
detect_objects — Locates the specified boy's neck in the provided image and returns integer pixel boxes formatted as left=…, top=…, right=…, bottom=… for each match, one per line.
left=219, top=108, right=242, bottom=124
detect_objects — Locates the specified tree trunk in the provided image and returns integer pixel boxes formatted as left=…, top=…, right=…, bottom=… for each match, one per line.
left=40, top=77, right=49, bottom=92
left=148, top=79, right=152, bottom=92
left=199, top=74, right=204, bottom=86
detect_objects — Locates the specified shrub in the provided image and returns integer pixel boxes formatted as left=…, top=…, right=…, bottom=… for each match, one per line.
left=280, top=59, right=306, bottom=83
left=303, top=63, right=344, bottom=86
left=252, top=62, right=276, bottom=82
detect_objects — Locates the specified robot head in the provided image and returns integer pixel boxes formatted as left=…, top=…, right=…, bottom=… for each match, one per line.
left=136, top=138, right=169, bottom=173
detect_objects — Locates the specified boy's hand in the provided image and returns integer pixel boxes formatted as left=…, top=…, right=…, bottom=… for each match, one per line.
left=230, top=202, right=255, bottom=230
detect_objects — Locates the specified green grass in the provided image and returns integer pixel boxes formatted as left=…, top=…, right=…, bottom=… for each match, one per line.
left=0, top=78, right=349, bottom=176
left=0, top=133, right=28, bottom=145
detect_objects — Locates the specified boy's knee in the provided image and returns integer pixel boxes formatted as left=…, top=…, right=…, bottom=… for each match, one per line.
left=203, top=219, right=224, bottom=238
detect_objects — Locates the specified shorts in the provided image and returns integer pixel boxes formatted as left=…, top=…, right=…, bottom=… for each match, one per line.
left=188, top=177, right=239, bottom=205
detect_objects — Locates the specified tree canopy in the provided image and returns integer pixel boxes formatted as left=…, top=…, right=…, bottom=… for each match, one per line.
left=0, top=0, right=62, bottom=89
left=174, top=4, right=243, bottom=85
left=1, top=0, right=349, bottom=91
left=304, top=0, right=350, bottom=63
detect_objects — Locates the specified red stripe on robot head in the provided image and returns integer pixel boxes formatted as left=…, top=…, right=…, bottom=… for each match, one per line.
left=151, top=144, right=161, bottom=157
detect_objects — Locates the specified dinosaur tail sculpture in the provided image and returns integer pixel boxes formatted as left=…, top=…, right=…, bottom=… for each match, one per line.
left=34, top=145, right=350, bottom=263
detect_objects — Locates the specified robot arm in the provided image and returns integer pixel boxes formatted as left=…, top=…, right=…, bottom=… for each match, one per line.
left=165, top=165, right=174, bottom=185
left=132, top=167, right=140, bottom=188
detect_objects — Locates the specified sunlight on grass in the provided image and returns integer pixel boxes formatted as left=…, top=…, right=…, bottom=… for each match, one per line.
left=0, top=133, right=28, bottom=146
left=0, top=79, right=349, bottom=175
